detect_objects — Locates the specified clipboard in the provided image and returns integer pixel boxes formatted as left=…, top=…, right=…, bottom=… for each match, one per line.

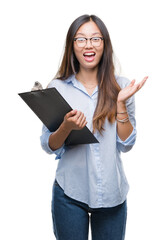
left=18, top=88, right=99, bottom=146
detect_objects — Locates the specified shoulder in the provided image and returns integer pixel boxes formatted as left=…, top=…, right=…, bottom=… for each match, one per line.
left=47, top=75, right=73, bottom=89
left=115, top=75, right=131, bottom=89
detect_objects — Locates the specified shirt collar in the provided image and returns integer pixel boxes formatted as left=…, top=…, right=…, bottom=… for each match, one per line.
left=65, top=75, right=75, bottom=84
left=65, top=74, right=98, bottom=97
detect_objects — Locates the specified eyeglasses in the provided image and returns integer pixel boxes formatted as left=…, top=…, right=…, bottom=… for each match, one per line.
left=74, top=37, right=104, bottom=48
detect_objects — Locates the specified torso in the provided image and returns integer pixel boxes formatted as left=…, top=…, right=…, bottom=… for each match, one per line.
left=75, top=73, right=98, bottom=96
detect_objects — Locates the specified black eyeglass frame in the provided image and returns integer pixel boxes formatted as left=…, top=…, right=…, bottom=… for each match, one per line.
left=73, top=37, right=104, bottom=46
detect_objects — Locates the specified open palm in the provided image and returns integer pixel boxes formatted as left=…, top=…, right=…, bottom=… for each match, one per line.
left=117, top=76, right=148, bottom=103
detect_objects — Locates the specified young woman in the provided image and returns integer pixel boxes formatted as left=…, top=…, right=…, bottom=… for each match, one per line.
left=40, top=14, right=148, bottom=240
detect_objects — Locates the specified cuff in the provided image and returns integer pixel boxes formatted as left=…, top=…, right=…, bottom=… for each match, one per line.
left=116, top=127, right=137, bottom=152
left=40, top=131, right=65, bottom=159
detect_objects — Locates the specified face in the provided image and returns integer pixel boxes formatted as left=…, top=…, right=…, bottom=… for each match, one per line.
left=73, top=21, right=104, bottom=71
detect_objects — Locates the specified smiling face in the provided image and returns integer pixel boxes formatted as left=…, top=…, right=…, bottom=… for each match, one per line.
left=73, top=21, right=104, bottom=72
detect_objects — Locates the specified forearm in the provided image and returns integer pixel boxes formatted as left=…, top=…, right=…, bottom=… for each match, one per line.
left=49, top=122, right=72, bottom=151
left=49, top=109, right=87, bottom=151
left=116, top=101, right=133, bottom=141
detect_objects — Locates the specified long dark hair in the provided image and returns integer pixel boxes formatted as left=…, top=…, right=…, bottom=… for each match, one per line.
left=54, top=14, right=121, bottom=134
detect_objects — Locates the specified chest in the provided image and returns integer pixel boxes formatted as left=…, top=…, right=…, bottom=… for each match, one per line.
left=84, top=87, right=96, bottom=96
left=56, top=83, right=98, bottom=122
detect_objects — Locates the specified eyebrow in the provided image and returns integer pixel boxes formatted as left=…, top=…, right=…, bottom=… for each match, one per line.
left=75, top=32, right=102, bottom=37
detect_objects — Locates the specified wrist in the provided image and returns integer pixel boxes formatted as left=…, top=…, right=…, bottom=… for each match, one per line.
left=60, top=121, right=72, bottom=134
left=117, top=101, right=127, bottom=112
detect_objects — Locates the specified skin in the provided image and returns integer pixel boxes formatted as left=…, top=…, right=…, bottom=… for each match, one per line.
left=74, top=21, right=104, bottom=72
left=49, top=21, right=148, bottom=150
left=74, top=21, right=104, bottom=96
left=116, top=76, right=148, bottom=141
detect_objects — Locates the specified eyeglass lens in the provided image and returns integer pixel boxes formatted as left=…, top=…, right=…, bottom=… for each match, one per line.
left=75, top=37, right=103, bottom=47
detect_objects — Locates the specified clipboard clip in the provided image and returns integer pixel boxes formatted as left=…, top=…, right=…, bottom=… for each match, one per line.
left=31, top=81, right=43, bottom=91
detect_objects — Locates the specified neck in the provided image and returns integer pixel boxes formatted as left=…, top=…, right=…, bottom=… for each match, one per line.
left=76, top=67, right=98, bottom=85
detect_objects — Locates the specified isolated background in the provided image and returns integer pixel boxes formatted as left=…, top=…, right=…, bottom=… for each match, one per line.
left=0, top=0, right=165, bottom=239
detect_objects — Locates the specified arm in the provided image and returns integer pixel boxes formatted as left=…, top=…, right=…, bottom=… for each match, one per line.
left=49, top=109, right=87, bottom=151
left=117, top=76, right=148, bottom=141
left=116, top=101, right=133, bottom=141
left=40, top=109, right=87, bottom=159
left=116, top=94, right=136, bottom=152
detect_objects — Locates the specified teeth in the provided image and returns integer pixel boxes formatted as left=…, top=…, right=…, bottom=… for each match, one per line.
left=84, top=53, right=95, bottom=56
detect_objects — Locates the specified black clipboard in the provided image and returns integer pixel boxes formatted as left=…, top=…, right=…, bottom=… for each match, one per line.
left=18, top=88, right=99, bottom=146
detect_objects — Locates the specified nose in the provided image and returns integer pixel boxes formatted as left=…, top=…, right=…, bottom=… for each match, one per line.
left=85, top=39, right=93, bottom=48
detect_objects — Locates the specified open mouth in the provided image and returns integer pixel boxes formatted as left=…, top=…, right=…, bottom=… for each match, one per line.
left=83, top=52, right=96, bottom=62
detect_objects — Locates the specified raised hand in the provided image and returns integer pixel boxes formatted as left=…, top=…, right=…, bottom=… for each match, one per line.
left=117, top=76, right=148, bottom=103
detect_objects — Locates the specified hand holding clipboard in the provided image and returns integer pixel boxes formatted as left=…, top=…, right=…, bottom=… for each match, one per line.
left=18, top=88, right=99, bottom=146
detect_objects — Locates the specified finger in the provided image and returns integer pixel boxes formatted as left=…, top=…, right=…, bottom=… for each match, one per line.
left=72, top=111, right=80, bottom=121
left=76, top=112, right=85, bottom=124
left=139, top=80, right=146, bottom=89
left=82, top=121, right=88, bottom=128
left=142, top=76, right=148, bottom=86
left=129, top=79, right=136, bottom=87
left=65, top=109, right=77, bottom=119
left=137, top=76, right=148, bottom=90
left=140, top=76, right=148, bottom=86
left=131, top=76, right=148, bottom=90
left=144, top=76, right=149, bottom=80
left=80, top=119, right=87, bottom=129
left=75, top=110, right=82, bottom=119
left=79, top=116, right=87, bottom=127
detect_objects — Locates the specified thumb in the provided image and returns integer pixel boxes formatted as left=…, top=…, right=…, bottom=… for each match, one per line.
left=129, top=79, right=136, bottom=87
left=66, top=109, right=77, bottom=118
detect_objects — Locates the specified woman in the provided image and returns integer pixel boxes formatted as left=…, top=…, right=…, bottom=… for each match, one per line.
left=40, top=14, right=148, bottom=240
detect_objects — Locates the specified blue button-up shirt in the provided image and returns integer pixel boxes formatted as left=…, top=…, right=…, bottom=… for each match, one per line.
left=40, top=74, right=136, bottom=208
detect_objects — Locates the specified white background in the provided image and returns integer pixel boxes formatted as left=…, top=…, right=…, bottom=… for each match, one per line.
left=0, top=0, right=165, bottom=239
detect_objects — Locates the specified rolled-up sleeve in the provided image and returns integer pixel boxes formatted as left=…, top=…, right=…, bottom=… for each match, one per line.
left=116, top=127, right=137, bottom=152
left=40, top=124, right=66, bottom=160
left=116, top=92, right=137, bottom=153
